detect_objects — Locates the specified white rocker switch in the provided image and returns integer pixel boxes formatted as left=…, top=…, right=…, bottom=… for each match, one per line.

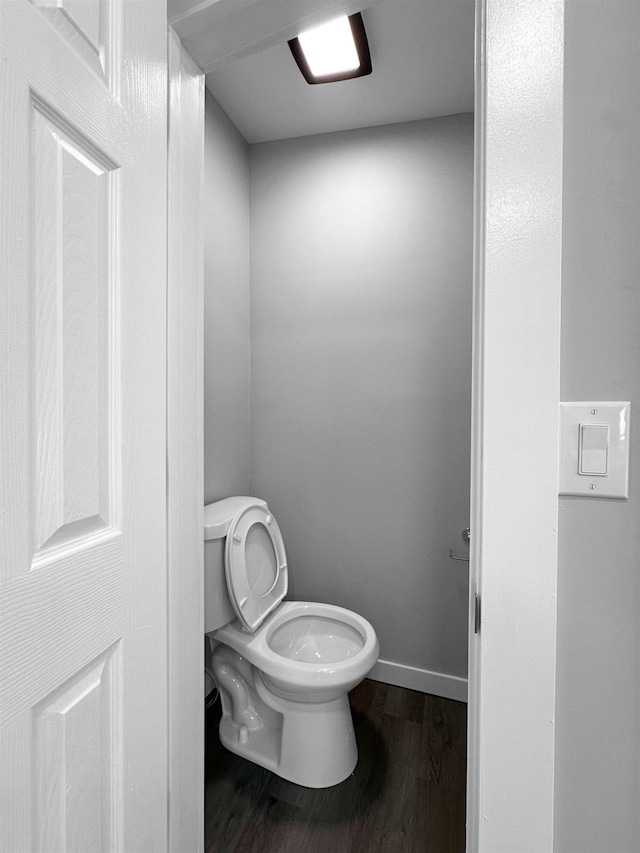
left=579, top=424, right=608, bottom=476
left=559, top=402, right=630, bottom=499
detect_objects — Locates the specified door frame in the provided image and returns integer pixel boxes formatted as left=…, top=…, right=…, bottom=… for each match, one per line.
left=166, top=2, right=565, bottom=850
left=466, top=1, right=563, bottom=850
left=167, top=28, right=205, bottom=853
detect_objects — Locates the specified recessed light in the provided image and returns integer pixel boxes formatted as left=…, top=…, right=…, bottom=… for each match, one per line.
left=288, top=13, right=372, bottom=85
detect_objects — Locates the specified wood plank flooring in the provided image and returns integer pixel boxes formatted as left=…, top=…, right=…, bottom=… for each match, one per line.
left=204, top=679, right=467, bottom=853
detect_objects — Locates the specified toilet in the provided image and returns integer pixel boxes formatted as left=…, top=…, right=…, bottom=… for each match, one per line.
left=205, top=496, right=379, bottom=788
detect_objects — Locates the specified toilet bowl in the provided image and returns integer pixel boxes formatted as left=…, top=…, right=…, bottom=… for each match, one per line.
left=205, top=497, right=379, bottom=788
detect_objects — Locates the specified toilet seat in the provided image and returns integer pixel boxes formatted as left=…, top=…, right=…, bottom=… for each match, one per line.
left=225, top=504, right=288, bottom=632
left=214, top=600, right=379, bottom=694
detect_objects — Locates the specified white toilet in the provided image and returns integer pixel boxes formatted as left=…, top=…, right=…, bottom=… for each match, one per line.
left=204, top=496, right=379, bottom=788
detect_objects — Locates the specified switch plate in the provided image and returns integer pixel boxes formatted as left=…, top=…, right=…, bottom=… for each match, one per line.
left=559, top=402, right=630, bottom=498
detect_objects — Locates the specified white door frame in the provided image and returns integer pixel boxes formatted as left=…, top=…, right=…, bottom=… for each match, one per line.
left=466, top=1, right=563, bottom=850
left=166, top=2, right=565, bottom=850
left=167, top=28, right=205, bottom=853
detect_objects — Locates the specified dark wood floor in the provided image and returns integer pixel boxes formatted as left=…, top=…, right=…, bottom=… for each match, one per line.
left=204, top=679, right=467, bottom=853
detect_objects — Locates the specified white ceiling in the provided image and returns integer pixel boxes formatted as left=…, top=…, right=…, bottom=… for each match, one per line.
left=203, top=0, right=475, bottom=144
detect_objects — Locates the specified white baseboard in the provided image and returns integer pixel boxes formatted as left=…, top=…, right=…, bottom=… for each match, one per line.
left=368, top=658, right=468, bottom=703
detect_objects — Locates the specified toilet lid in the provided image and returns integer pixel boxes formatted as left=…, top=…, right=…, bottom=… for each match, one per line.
left=225, top=504, right=288, bottom=632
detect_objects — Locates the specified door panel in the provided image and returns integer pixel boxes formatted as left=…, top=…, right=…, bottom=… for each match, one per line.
left=33, top=0, right=114, bottom=87
left=0, top=1, right=168, bottom=850
left=33, top=645, right=120, bottom=853
left=32, top=101, right=116, bottom=561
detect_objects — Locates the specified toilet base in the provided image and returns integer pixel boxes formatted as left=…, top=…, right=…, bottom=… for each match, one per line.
left=213, top=645, right=358, bottom=788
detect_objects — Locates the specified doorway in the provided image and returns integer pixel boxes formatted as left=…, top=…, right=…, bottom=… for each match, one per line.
left=200, top=2, right=473, bottom=848
left=166, top=2, right=564, bottom=851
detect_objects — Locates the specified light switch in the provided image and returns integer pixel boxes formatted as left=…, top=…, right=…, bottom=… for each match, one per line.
left=559, top=402, right=630, bottom=499
left=579, top=424, right=608, bottom=475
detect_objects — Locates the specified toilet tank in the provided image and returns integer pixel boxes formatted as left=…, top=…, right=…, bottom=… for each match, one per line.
left=203, top=496, right=267, bottom=633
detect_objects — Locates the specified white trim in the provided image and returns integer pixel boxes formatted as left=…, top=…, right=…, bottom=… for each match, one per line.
left=466, top=1, right=486, bottom=848
left=167, top=28, right=205, bottom=853
left=467, top=1, right=563, bottom=851
left=368, top=659, right=468, bottom=703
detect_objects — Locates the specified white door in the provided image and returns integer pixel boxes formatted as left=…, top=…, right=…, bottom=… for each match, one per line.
left=0, top=1, right=168, bottom=851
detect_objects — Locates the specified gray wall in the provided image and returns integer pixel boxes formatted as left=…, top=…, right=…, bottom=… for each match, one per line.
left=555, top=2, right=640, bottom=850
left=203, top=92, right=251, bottom=502
left=249, top=115, right=473, bottom=678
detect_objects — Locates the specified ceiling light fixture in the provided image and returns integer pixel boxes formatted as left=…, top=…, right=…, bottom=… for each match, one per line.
left=288, top=13, right=372, bottom=85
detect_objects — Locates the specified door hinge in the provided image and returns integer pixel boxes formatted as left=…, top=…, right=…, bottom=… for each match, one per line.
left=474, top=593, right=481, bottom=634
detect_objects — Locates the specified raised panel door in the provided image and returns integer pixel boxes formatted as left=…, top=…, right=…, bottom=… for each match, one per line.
left=0, top=1, right=168, bottom=850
